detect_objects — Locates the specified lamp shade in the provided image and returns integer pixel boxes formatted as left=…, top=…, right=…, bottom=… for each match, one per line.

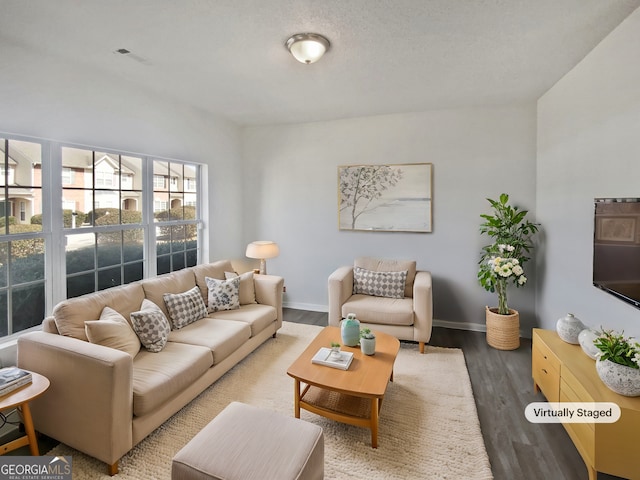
left=246, top=241, right=279, bottom=275
left=245, top=241, right=280, bottom=260
left=285, top=33, right=330, bottom=64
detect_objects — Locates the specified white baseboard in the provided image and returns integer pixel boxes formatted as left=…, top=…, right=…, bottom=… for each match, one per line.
left=281, top=306, right=532, bottom=338
left=283, top=302, right=328, bottom=312
left=433, top=319, right=531, bottom=339
left=433, top=319, right=487, bottom=332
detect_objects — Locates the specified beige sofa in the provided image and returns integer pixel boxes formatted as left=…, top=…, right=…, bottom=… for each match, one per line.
left=328, top=257, right=432, bottom=353
left=17, top=260, right=284, bottom=475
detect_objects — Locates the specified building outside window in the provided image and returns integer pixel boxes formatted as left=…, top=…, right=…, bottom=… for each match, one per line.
left=61, top=167, right=75, bottom=185
left=153, top=175, right=165, bottom=189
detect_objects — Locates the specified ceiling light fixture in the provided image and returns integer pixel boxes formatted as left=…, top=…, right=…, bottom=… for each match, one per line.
left=285, top=33, right=330, bottom=64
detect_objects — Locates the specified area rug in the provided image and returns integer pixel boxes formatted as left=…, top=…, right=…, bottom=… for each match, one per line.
left=47, top=321, right=493, bottom=479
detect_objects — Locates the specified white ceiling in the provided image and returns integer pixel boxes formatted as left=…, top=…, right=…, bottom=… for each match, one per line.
left=1, top=0, right=639, bottom=126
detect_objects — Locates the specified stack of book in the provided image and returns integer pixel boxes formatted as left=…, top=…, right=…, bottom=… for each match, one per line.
left=0, top=367, right=32, bottom=397
left=311, top=347, right=354, bottom=370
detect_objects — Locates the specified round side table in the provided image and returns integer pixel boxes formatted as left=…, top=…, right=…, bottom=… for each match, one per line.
left=0, top=370, right=50, bottom=456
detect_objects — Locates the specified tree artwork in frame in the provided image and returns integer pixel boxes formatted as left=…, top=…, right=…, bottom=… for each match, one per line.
left=338, top=163, right=433, bottom=232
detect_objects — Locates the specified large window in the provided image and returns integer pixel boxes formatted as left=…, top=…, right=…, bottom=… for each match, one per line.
left=0, top=138, right=45, bottom=336
left=0, top=134, right=203, bottom=339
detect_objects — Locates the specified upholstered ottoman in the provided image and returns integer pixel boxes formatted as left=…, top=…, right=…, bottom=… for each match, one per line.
left=171, top=402, right=324, bottom=480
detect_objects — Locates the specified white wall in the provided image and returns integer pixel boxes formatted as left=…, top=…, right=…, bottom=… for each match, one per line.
left=242, top=105, right=538, bottom=330
left=537, top=8, right=640, bottom=335
left=0, top=41, right=243, bottom=260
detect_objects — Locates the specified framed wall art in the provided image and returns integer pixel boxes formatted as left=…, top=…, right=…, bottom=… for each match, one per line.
left=338, top=163, right=432, bottom=232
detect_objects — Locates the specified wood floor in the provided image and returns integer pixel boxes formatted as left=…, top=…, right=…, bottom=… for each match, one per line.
left=9, top=308, right=624, bottom=479
left=286, top=308, right=623, bottom=480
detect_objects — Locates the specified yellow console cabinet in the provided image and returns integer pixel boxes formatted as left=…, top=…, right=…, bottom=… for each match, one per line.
left=532, top=328, right=640, bottom=480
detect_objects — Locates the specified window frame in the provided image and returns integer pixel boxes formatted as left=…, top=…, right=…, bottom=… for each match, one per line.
left=0, top=132, right=204, bottom=342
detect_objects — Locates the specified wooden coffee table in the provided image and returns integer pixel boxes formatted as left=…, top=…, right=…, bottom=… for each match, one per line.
left=287, top=326, right=400, bottom=448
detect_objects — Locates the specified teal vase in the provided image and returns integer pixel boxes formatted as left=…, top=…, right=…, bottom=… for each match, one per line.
left=341, top=313, right=360, bottom=347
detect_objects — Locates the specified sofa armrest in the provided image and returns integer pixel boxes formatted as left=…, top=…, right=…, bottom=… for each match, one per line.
left=328, top=266, right=354, bottom=327
left=413, top=271, right=433, bottom=344
left=254, top=274, right=284, bottom=329
left=17, top=331, right=133, bottom=466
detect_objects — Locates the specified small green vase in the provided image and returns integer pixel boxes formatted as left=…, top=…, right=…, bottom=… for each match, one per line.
left=341, top=313, right=360, bottom=347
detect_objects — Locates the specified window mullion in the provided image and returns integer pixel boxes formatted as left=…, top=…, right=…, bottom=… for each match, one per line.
left=144, top=157, right=156, bottom=279
left=47, top=141, right=66, bottom=308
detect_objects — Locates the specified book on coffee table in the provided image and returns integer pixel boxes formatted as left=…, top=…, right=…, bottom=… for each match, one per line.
left=311, top=347, right=354, bottom=370
left=0, top=367, right=32, bottom=397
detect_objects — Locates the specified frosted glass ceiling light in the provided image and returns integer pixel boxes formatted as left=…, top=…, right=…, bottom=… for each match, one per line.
left=285, top=33, right=330, bottom=64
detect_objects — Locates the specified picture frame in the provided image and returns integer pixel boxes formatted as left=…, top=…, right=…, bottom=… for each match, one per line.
left=338, top=163, right=432, bottom=232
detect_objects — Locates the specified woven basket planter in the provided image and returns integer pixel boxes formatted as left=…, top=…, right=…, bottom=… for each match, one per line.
left=485, top=306, right=520, bottom=350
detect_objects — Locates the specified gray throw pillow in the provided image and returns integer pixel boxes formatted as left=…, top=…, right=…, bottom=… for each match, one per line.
left=353, top=266, right=408, bottom=299
left=130, top=299, right=171, bottom=352
left=205, top=276, right=240, bottom=312
left=163, top=286, right=208, bottom=330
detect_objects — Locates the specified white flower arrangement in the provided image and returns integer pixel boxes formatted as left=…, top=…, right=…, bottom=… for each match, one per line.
left=489, top=256, right=526, bottom=283
left=479, top=243, right=530, bottom=314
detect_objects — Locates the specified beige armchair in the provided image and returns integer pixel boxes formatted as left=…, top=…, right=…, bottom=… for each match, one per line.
left=328, top=257, right=433, bottom=353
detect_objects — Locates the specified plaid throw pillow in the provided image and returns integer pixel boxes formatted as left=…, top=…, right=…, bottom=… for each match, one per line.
left=130, top=299, right=171, bottom=352
left=353, top=266, right=408, bottom=299
left=205, top=276, right=240, bottom=312
left=163, top=286, right=208, bottom=330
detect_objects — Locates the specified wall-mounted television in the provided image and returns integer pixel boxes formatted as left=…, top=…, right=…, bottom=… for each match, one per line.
left=593, top=198, right=640, bottom=309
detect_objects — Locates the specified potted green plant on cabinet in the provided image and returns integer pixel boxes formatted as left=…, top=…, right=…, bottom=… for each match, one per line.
left=478, top=193, right=539, bottom=350
left=593, top=329, right=640, bottom=396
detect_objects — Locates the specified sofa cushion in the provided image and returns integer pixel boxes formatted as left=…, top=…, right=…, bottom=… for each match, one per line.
left=355, top=257, right=417, bottom=298
left=163, top=286, right=208, bottom=330
left=225, top=271, right=257, bottom=305
left=53, top=283, right=145, bottom=341
left=132, top=342, right=212, bottom=417
left=167, top=318, right=251, bottom=365
left=130, top=299, right=171, bottom=353
left=84, top=307, right=141, bottom=358
left=193, top=260, right=234, bottom=304
left=205, top=276, right=240, bottom=312
left=342, top=294, right=414, bottom=326
left=141, top=269, right=196, bottom=318
left=353, top=266, right=408, bottom=299
left=210, top=304, right=276, bottom=337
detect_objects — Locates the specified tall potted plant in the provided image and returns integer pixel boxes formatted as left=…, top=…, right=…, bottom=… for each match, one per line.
left=478, top=194, right=539, bottom=350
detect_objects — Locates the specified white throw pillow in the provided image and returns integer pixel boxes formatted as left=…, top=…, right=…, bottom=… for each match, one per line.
left=130, top=299, right=171, bottom=352
left=353, top=266, right=408, bottom=299
left=85, top=306, right=141, bottom=358
left=163, top=286, right=208, bottom=330
left=205, top=276, right=240, bottom=312
left=224, top=271, right=256, bottom=305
